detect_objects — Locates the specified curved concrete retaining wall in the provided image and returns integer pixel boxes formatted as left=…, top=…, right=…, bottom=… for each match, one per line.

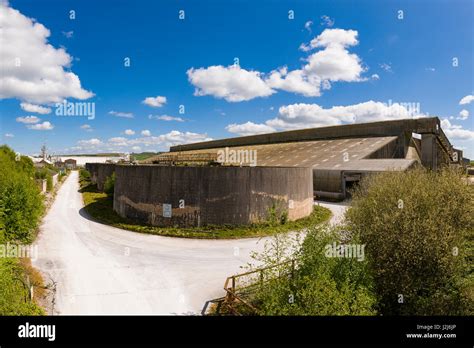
left=85, top=163, right=116, bottom=191
left=113, top=165, right=313, bottom=227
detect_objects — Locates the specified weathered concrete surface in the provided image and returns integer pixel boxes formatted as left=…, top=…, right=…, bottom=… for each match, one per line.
left=114, top=165, right=313, bottom=227
left=85, top=163, right=115, bottom=191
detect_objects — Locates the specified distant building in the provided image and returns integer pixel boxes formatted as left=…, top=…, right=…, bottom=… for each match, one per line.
left=64, top=159, right=77, bottom=170
left=33, top=158, right=52, bottom=168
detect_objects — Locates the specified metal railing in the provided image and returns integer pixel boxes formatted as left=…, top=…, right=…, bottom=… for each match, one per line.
left=202, top=258, right=298, bottom=315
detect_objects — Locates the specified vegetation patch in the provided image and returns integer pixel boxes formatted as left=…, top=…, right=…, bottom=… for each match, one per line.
left=223, top=168, right=473, bottom=316
left=0, top=145, right=46, bottom=315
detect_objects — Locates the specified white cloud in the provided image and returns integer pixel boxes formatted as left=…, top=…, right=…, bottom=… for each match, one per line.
left=459, top=95, right=474, bottom=105
left=187, top=65, right=275, bottom=102
left=320, top=15, right=335, bottom=27
left=371, top=74, right=380, bottom=80
left=80, top=124, right=92, bottom=131
left=226, top=122, right=276, bottom=136
left=303, top=28, right=358, bottom=50
left=266, top=67, right=321, bottom=97
left=16, top=115, right=40, bottom=123
left=141, top=130, right=151, bottom=137
left=109, top=110, right=134, bottom=118
left=380, top=63, right=393, bottom=72
left=72, top=130, right=212, bottom=153
left=124, top=129, right=135, bottom=135
left=148, top=114, right=184, bottom=122
left=108, top=137, right=128, bottom=146
left=457, top=109, right=469, bottom=120
left=304, top=20, right=313, bottom=33
left=0, top=3, right=93, bottom=103
left=132, top=130, right=211, bottom=148
left=441, top=119, right=474, bottom=140
left=27, top=121, right=53, bottom=130
left=77, top=138, right=103, bottom=147
left=142, top=96, right=167, bottom=108
left=20, top=102, right=51, bottom=114
left=226, top=100, right=427, bottom=134
left=188, top=29, right=367, bottom=101
left=4, top=133, right=14, bottom=138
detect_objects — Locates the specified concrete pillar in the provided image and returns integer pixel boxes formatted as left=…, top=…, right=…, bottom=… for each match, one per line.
left=421, top=134, right=437, bottom=170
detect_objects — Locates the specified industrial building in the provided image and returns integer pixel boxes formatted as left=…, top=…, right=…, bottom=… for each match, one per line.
left=148, top=117, right=464, bottom=200
left=86, top=117, right=464, bottom=227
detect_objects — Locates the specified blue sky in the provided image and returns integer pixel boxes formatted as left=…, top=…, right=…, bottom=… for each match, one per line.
left=0, top=0, right=473, bottom=157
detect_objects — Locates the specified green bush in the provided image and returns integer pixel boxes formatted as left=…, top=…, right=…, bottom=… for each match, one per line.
left=346, top=168, right=474, bottom=315
left=0, top=258, right=44, bottom=315
left=0, top=146, right=44, bottom=243
left=249, top=226, right=377, bottom=315
left=104, top=172, right=115, bottom=196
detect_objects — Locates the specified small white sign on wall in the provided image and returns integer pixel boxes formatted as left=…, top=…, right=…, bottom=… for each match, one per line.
left=163, top=203, right=172, bottom=218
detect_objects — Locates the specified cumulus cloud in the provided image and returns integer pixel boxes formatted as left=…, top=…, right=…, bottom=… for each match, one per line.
left=187, top=65, right=275, bottom=102
left=141, top=130, right=151, bottom=137
left=0, top=2, right=93, bottom=103
left=187, top=29, right=367, bottom=101
left=459, top=95, right=474, bottom=105
left=148, top=114, right=184, bottom=122
left=16, top=115, right=40, bottom=124
left=108, top=137, right=128, bottom=146
left=109, top=110, right=134, bottom=118
left=73, top=131, right=211, bottom=153
left=27, top=121, right=53, bottom=130
left=80, top=124, right=92, bottom=131
left=300, top=29, right=365, bottom=82
left=226, top=121, right=276, bottom=136
left=441, top=119, right=474, bottom=140
left=4, top=133, right=14, bottom=138
left=304, top=20, right=313, bottom=33
left=124, top=129, right=135, bottom=135
left=265, top=67, right=321, bottom=97
left=457, top=109, right=469, bottom=120
left=142, top=96, right=167, bottom=108
left=226, top=100, right=427, bottom=135
left=77, top=138, right=103, bottom=147
left=20, top=102, right=51, bottom=114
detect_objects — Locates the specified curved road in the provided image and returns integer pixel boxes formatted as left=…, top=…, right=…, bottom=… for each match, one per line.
left=33, top=171, right=347, bottom=315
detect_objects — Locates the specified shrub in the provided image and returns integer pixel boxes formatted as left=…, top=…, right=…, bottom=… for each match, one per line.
left=0, top=146, right=44, bottom=243
left=104, top=172, right=115, bottom=196
left=249, top=226, right=377, bottom=315
left=346, top=168, right=474, bottom=315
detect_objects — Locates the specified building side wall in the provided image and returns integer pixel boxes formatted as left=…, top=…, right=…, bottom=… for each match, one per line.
left=113, top=165, right=313, bottom=227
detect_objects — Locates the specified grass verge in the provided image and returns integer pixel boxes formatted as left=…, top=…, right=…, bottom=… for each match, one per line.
left=80, top=183, right=331, bottom=239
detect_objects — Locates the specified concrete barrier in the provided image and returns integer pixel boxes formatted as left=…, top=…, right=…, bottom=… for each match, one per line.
left=113, top=165, right=313, bottom=227
left=85, top=163, right=115, bottom=191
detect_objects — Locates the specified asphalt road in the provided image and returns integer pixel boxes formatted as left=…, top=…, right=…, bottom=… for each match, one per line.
left=33, top=171, right=347, bottom=315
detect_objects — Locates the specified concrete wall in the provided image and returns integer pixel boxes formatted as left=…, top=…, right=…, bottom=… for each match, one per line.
left=113, top=165, right=313, bottom=227
left=85, top=163, right=115, bottom=191
left=51, top=173, right=58, bottom=188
